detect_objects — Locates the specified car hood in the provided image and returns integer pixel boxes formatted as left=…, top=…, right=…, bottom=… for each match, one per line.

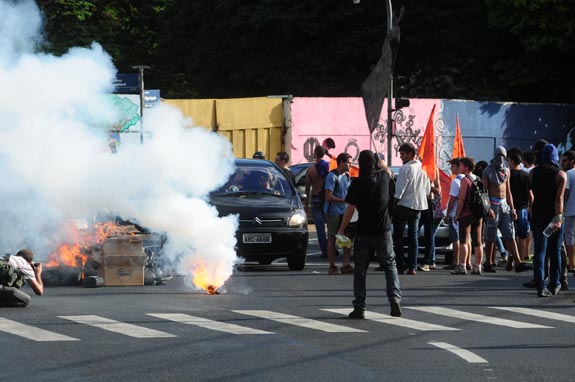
left=209, top=194, right=299, bottom=217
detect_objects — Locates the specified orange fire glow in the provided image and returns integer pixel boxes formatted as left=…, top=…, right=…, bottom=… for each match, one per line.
left=192, top=260, right=224, bottom=294
left=46, top=221, right=137, bottom=268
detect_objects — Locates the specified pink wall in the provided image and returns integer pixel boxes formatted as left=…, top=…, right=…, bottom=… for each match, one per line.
left=289, top=97, right=440, bottom=167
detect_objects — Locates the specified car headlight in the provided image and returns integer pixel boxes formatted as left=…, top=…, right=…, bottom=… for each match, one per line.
left=288, top=209, right=307, bottom=227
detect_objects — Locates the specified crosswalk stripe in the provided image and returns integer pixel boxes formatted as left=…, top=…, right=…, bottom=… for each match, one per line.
left=321, top=309, right=459, bottom=331
left=147, top=313, right=273, bottom=335
left=490, top=307, right=575, bottom=323
left=0, top=317, right=79, bottom=342
left=429, top=342, right=488, bottom=364
left=233, top=310, right=366, bottom=333
left=59, top=315, right=176, bottom=338
left=407, top=307, right=553, bottom=328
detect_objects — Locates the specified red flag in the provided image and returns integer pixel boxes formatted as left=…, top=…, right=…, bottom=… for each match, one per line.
left=452, top=113, right=466, bottom=160
left=417, top=104, right=437, bottom=182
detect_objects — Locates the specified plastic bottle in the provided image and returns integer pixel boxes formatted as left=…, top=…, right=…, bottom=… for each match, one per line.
left=543, top=214, right=562, bottom=238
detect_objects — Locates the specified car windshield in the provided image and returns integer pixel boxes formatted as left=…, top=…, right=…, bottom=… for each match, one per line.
left=212, top=164, right=293, bottom=197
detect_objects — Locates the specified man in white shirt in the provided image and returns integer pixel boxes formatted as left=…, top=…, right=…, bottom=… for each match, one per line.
left=393, top=143, right=431, bottom=275
left=0, top=249, right=44, bottom=307
left=562, top=150, right=575, bottom=274
left=444, top=158, right=464, bottom=270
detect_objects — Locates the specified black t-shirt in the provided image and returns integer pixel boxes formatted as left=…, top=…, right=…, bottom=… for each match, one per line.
left=509, top=169, right=530, bottom=209
left=345, top=170, right=392, bottom=235
left=281, top=167, right=296, bottom=187
left=530, top=165, right=560, bottom=223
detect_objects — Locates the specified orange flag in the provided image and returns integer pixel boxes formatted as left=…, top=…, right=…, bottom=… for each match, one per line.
left=417, top=104, right=437, bottom=182
left=452, top=113, right=466, bottom=160
left=439, top=169, right=452, bottom=210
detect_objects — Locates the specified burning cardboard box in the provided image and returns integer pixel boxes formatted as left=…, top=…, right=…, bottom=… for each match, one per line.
left=102, top=235, right=145, bottom=286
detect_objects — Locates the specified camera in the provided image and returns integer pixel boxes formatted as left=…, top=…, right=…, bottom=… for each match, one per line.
left=32, top=262, right=40, bottom=268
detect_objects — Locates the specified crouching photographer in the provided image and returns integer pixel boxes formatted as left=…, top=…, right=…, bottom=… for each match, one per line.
left=0, top=249, right=44, bottom=307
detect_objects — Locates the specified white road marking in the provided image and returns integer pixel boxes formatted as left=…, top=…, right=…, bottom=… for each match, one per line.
left=429, top=341, right=488, bottom=363
left=59, top=315, right=176, bottom=338
left=321, top=309, right=459, bottom=331
left=148, top=313, right=273, bottom=335
left=407, top=307, right=553, bottom=328
left=233, top=310, right=366, bottom=332
left=0, top=317, right=78, bottom=342
left=490, top=307, right=575, bottom=323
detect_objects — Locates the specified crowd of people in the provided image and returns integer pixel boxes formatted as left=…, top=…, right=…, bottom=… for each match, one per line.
left=300, top=138, right=574, bottom=318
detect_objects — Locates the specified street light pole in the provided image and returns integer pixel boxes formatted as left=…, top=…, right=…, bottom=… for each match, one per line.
left=385, top=0, right=394, bottom=166
left=132, top=65, right=150, bottom=144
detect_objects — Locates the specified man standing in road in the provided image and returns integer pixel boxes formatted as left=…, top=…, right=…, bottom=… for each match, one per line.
left=275, top=151, right=296, bottom=186
left=444, top=158, right=464, bottom=270
left=337, top=150, right=401, bottom=318
left=393, top=143, right=430, bottom=275
left=530, top=144, right=566, bottom=297
left=305, top=146, right=329, bottom=257
left=325, top=152, right=353, bottom=275
left=0, top=249, right=44, bottom=307
left=482, top=146, right=532, bottom=274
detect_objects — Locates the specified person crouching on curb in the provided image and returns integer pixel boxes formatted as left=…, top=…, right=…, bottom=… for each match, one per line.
left=337, top=150, right=402, bottom=319
left=0, top=249, right=44, bottom=307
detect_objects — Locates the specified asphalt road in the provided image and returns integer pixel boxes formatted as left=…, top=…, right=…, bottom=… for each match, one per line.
left=1, top=232, right=574, bottom=382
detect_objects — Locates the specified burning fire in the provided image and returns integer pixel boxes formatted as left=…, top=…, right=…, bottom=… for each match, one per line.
left=46, top=221, right=137, bottom=268
left=191, top=259, right=224, bottom=294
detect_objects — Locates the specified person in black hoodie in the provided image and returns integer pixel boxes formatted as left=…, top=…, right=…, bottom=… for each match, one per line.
left=337, top=150, right=402, bottom=319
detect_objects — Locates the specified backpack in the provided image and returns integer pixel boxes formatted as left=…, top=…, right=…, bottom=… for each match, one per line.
left=466, top=175, right=490, bottom=219
left=0, top=257, right=26, bottom=288
left=323, top=169, right=350, bottom=214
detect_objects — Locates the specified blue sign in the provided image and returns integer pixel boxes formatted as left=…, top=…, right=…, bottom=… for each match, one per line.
left=144, top=90, right=161, bottom=108
left=113, top=73, right=140, bottom=94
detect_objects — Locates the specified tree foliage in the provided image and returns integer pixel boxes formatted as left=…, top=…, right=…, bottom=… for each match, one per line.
left=38, top=0, right=575, bottom=103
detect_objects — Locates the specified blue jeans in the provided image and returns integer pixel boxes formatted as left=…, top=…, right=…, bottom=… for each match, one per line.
left=419, top=204, right=441, bottom=265
left=311, top=196, right=327, bottom=257
left=393, top=205, right=421, bottom=272
left=532, top=221, right=563, bottom=291
left=352, top=231, right=401, bottom=310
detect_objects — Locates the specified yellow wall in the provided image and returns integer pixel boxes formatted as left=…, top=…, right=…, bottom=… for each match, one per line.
left=162, top=99, right=216, bottom=130
left=163, top=97, right=284, bottom=159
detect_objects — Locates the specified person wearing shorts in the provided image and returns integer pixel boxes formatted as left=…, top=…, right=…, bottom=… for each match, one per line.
left=324, top=153, right=353, bottom=275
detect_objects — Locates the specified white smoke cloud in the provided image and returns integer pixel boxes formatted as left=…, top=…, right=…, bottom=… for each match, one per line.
left=0, top=0, right=239, bottom=290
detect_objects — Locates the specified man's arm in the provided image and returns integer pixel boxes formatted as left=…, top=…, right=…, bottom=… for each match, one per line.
left=325, top=173, right=345, bottom=203
left=556, top=170, right=567, bottom=223
left=505, top=170, right=517, bottom=220
left=27, top=263, right=43, bottom=296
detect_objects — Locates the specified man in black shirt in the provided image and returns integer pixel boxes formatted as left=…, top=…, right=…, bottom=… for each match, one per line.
left=337, top=150, right=402, bottom=318
left=274, top=151, right=296, bottom=187
left=507, top=148, right=533, bottom=263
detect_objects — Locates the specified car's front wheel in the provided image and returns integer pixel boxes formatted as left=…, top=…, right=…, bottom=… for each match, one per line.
left=287, top=255, right=306, bottom=271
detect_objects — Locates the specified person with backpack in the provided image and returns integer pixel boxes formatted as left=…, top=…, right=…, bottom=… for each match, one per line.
left=305, top=145, right=330, bottom=257
left=453, top=157, right=485, bottom=275
left=0, top=249, right=44, bottom=307
left=325, top=152, right=353, bottom=275
left=482, top=146, right=532, bottom=274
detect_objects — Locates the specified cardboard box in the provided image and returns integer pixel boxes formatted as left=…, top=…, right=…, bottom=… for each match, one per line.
left=102, top=236, right=144, bottom=257
left=103, top=255, right=146, bottom=286
left=102, top=236, right=145, bottom=286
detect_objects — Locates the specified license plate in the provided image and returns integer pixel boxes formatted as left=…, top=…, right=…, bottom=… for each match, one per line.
left=243, top=233, right=272, bottom=244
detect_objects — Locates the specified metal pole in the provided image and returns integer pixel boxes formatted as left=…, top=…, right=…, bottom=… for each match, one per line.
left=385, top=0, right=394, bottom=166
left=132, top=65, right=150, bottom=145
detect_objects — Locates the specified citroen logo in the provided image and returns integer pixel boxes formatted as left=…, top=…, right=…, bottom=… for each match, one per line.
left=250, top=217, right=263, bottom=225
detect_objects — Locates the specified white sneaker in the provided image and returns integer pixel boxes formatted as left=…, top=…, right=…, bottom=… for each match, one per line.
left=471, top=264, right=482, bottom=275
left=450, top=265, right=467, bottom=275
